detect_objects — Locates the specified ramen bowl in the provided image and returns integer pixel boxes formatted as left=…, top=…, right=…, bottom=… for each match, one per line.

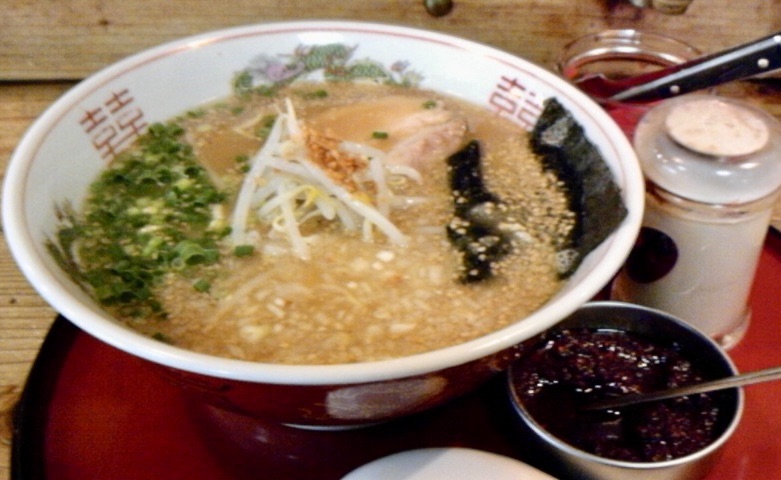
left=507, top=302, right=743, bottom=480
left=3, top=21, right=644, bottom=427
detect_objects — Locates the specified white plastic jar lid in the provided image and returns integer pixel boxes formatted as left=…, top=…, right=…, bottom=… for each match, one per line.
left=633, top=95, right=781, bottom=204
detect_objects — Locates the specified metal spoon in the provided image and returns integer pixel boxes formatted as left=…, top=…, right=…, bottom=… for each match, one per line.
left=574, top=31, right=781, bottom=102
left=581, top=365, right=781, bottom=411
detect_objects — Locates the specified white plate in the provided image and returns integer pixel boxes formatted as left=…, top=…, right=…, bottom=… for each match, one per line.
left=342, top=447, right=557, bottom=479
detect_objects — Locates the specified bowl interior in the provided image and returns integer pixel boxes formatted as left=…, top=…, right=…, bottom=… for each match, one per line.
left=3, top=21, right=644, bottom=383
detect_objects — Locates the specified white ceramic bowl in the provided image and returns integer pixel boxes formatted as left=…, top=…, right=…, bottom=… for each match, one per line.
left=3, top=21, right=644, bottom=426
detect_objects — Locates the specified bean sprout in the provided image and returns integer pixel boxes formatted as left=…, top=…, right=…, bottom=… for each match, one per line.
left=230, top=100, right=415, bottom=260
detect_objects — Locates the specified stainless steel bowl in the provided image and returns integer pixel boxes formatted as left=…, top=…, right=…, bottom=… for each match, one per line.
left=507, top=301, right=744, bottom=480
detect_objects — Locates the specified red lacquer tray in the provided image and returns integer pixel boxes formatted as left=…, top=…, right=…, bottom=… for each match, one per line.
left=11, top=232, right=781, bottom=480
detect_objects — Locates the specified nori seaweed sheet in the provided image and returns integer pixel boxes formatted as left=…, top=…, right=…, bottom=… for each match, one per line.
left=529, top=98, right=628, bottom=277
left=446, top=140, right=512, bottom=283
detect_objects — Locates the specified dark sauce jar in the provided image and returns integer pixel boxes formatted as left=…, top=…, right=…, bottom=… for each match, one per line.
left=506, top=301, right=743, bottom=480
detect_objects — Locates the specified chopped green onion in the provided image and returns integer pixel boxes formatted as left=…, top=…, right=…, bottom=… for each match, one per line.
left=234, top=245, right=255, bottom=257
left=372, top=131, right=389, bottom=139
left=235, top=154, right=251, bottom=173
left=152, top=332, right=174, bottom=344
left=186, top=108, right=206, bottom=118
left=192, top=279, right=211, bottom=292
left=47, top=121, right=227, bottom=320
left=302, top=89, right=329, bottom=99
left=255, top=115, right=278, bottom=141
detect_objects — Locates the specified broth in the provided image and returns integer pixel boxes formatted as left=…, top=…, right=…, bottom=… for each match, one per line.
left=64, top=82, right=575, bottom=364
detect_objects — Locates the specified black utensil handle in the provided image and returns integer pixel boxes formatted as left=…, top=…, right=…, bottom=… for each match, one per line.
left=612, top=32, right=781, bottom=102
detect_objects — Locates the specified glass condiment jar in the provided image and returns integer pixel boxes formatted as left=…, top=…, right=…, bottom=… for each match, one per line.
left=612, top=94, right=781, bottom=349
left=557, top=29, right=701, bottom=136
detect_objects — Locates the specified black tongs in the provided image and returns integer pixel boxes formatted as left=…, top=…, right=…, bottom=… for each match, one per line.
left=574, top=31, right=781, bottom=102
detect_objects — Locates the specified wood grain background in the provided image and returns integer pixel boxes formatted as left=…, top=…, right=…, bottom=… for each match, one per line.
left=3, top=0, right=780, bottom=81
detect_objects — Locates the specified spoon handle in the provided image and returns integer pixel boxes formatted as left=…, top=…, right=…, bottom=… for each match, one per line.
left=583, top=365, right=781, bottom=411
left=612, top=31, right=781, bottom=102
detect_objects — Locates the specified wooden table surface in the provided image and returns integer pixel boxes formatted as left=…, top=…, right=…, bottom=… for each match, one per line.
left=2, top=1, right=781, bottom=478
